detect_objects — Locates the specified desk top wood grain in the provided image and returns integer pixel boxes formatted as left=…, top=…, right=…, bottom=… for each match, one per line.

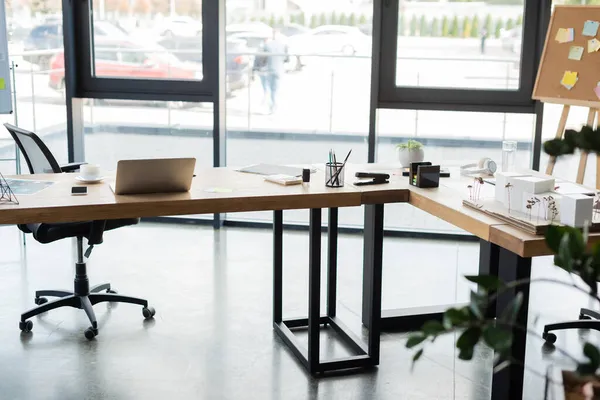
left=0, top=168, right=363, bottom=224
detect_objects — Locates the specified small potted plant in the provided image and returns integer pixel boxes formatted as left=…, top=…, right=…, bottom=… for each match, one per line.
left=396, top=139, right=425, bottom=167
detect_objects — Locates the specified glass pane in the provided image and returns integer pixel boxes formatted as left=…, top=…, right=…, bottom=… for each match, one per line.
left=90, top=4, right=203, bottom=81
left=225, top=4, right=373, bottom=226
left=395, top=1, right=523, bottom=90
left=2, top=9, right=68, bottom=171
left=377, top=109, right=535, bottom=233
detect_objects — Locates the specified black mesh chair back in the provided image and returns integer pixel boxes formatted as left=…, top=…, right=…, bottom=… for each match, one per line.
left=4, top=123, right=61, bottom=174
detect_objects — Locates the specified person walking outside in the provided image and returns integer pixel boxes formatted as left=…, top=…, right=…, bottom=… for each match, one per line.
left=261, top=29, right=288, bottom=114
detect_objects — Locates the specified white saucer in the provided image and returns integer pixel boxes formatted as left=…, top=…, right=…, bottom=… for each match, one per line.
left=75, top=176, right=105, bottom=184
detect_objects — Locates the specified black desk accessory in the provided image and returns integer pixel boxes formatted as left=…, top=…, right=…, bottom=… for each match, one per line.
left=402, top=167, right=450, bottom=178
left=355, top=172, right=390, bottom=180
left=354, top=179, right=389, bottom=186
left=302, top=168, right=310, bottom=183
left=409, top=162, right=440, bottom=188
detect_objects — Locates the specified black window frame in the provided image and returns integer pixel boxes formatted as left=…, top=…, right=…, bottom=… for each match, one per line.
left=71, top=0, right=216, bottom=103
left=377, top=0, right=548, bottom=113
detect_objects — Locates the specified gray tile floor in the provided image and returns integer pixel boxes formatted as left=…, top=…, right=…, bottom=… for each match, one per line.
left=0, top=221, right=597, bottom=400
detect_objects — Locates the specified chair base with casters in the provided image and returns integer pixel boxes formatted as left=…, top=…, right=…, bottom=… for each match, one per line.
left=542, top=308, right=600, bottom=344
left=19, top=237, right=156, bottom=340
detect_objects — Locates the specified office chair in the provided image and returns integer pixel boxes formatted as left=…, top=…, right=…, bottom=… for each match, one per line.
left=4, top=123, right=155, bottom=340
left=543, top=282, right=600, bottom=343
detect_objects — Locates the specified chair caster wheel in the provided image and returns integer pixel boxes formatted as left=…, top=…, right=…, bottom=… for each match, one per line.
left=142, top=306, right=156, bottom=320
left=34, top=297, right=48, bottom=305
left=19, top=320, right=33, bottom=332
left=543, top=332, right=557, bottom=344
left=106, top=289, right=118, bottom=294
left=84, top=327, right=98, bottom=340
left=579, top=314, right=592, bottom=320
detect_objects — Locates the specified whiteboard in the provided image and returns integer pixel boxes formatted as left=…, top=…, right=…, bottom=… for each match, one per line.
left=0, top=0, right=12, bottom=114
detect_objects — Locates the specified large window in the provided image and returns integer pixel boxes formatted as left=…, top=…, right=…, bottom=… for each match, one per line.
left=378, top=0, right=548, bottom=111
left=395, top=0, right=524, bottom=90
left=1, top=5, right=69, bottom=173
left=224, top=2, right=372, bottom=225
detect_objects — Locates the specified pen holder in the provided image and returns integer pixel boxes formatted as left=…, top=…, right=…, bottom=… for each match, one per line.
left=325, top=162, right=344, bottom=188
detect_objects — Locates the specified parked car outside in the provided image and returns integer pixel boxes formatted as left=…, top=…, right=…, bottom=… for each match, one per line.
left=157, top=35, right=251, bottom=93
left=49, top=39, right=203, bottom=93
left=226, top=22, right=273, bottom=36
left=158, top=16, right=202, bottom=38
left=500, top=26, right=523, bottom=53
left=24, top=20, right=126, bottom=70
left=286, top=25, right=371, bottom=57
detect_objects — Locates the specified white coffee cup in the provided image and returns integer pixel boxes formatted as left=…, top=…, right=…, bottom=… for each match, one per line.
left=80, top=164, right=101, bottom=180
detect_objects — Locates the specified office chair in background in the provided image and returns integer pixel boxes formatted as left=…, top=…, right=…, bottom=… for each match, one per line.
left=4, top=123, right=155, bottom=340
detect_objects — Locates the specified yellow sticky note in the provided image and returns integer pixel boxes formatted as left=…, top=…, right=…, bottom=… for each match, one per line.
left=0, top=79, right=6, bottom=90
left=562, top=71, right=578, bottom=87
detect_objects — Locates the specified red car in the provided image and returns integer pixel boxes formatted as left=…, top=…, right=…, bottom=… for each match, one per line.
left=49, top=39, right=202, bottom=91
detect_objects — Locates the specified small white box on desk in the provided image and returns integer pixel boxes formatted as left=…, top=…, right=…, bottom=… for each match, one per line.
left=494, top=172, right=530, bottom=205
left=560, top=194, right=593, bottom=228
left=511, top=176, right=555, bottom=195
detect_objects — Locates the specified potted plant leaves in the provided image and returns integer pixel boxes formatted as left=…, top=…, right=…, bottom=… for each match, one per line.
left=396, top=139, right=425, bottom=167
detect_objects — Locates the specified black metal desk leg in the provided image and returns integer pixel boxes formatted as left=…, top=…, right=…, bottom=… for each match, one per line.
left=308, top=208, right=322, bottom=373
left=491, top=247, right=532, bottom=400
left=478, top=239, right=500, bottom=319
left=363, top=204, right=384, bottom=363
left=327, top=208, right=338, bottom=317
left=273, top=210, right=283, bottom=324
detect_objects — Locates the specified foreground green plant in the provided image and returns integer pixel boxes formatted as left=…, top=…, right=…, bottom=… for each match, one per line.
left=407, top=225, right=600, bottom=376
left=396, top=139, right=423, bottom=150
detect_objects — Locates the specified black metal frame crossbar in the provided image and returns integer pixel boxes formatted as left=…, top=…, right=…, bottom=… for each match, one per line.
left=272, top=206, right=384, bottom=374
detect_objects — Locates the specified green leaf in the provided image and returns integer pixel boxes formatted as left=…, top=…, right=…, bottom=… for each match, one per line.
left=557, top=234, right=574, bottom=272
left=456, top=327, right=481, bottom=360
left=421, top=320, right=445, bottom=336
left=413, top=348, right=424, bottom=363
left=443, top=308, right=470, bottom=329
left=482, top=325, right=513, bottom=352
left=545, top=225, right=567, bottom=253
left=465, top=275, right=505, bottom=291
left=411, top=348, right=424, bottom=371
left=406, top=334, right=427, bottom=349
left=458, top=346, right=475, bottom=360
left=584, top=342, right=600, bottom=368
left=469, top=291, right=487, bottom=320
left=500, top=292, right=523, bottom=324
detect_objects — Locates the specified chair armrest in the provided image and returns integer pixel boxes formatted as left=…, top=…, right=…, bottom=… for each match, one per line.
left=60, top=162, right=87, bottom=173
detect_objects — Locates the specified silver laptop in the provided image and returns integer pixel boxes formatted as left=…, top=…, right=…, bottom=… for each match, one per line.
left=110, top=158, right=196, bottom=195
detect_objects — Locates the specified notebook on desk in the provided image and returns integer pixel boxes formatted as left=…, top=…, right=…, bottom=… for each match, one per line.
left=110, top=158, right=196, bottom=195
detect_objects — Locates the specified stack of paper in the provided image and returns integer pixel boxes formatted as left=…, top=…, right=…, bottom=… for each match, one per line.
left=556, top=28, right=574, bottom=43
left=561, top=71, right=578, bottom=90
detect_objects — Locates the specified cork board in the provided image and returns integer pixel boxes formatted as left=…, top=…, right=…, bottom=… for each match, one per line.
left=533, top=5, right=600, bottom=108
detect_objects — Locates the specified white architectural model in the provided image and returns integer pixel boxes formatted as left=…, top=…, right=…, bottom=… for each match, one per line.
left=560, top=194, right=593, bottom=228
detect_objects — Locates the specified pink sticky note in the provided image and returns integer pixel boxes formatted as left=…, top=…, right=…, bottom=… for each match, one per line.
left=594, top=85, right=600, bottom=100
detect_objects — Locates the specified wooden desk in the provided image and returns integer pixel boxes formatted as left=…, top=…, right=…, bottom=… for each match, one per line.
left=0, top=168, right=362, bottom=224
left=0, top=165, right=577, bottom=396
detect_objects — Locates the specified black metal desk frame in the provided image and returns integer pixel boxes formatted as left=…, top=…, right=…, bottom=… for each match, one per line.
left=272, top=205, right=384, bottom=374
left=360, top=203, right=532, bottom=400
